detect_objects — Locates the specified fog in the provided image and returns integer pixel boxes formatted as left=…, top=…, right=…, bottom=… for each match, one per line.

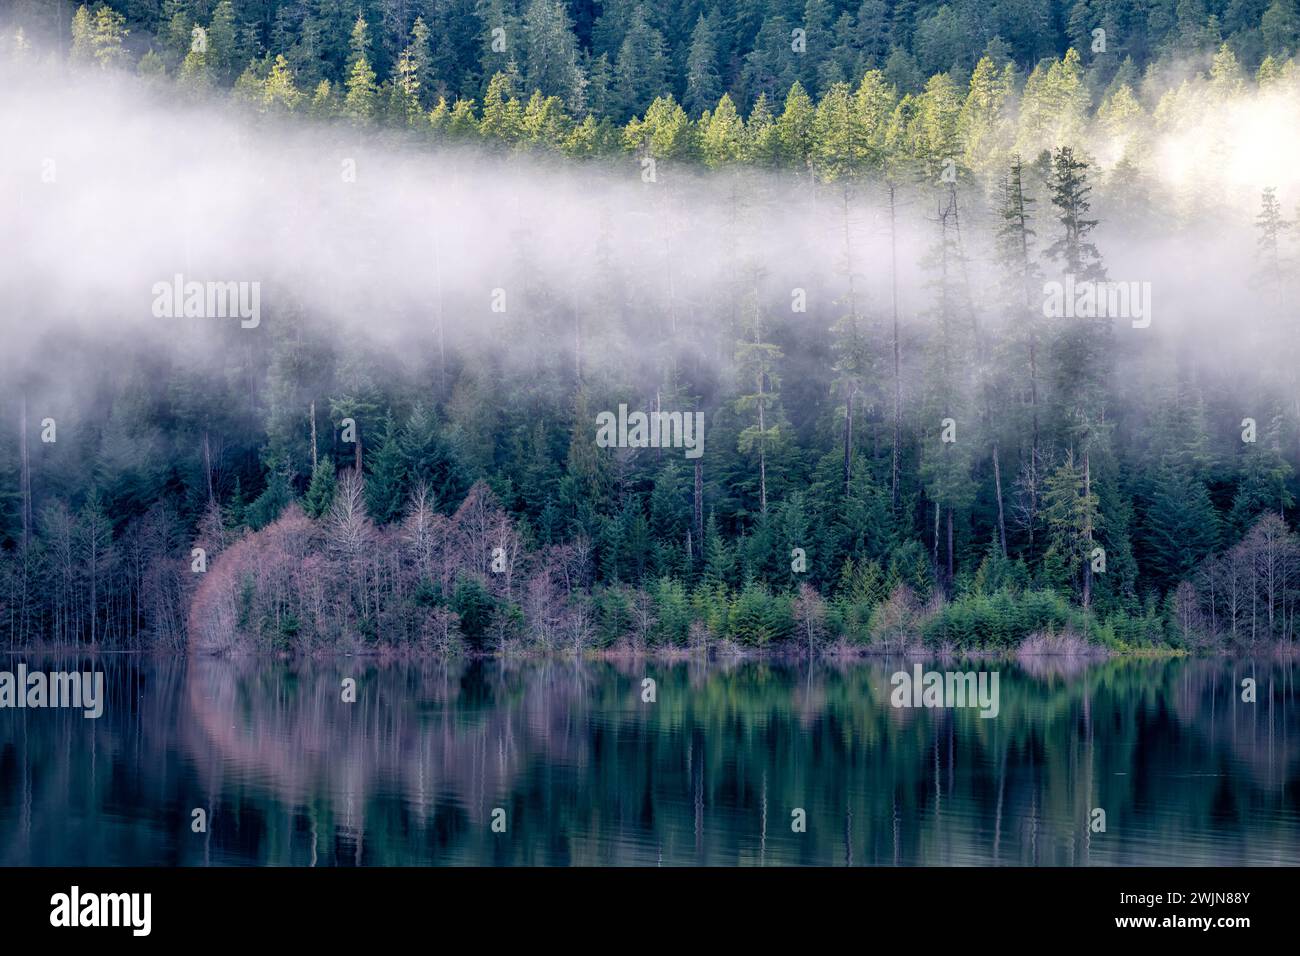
left=3, top=65, right=856, bottom=365
left=3, top=62, right=1295, bottom=359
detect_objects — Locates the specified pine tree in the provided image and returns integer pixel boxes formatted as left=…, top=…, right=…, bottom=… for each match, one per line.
left=912, top=71, right=963, bottom=180
left=1015, top=49, right=1089, bottom=155
left=388, top=46, right=423, bottom=126
left=407, top=16, right=436, bottom=104
left=702, top=513, right=735, bottom=590
left=247, top=457, right=295, bottom=530
left=997, top=154, right=1044, bottom=551
left=684, top=13, right=722, bottom=117
left=1046, top=146, right=1105, bottom=280
left=1046, top=146, right=1110, bottom=457
left=811, top=82, right=869, bottom=180
left=613, top=6, right=670, bottom=120
left=304, top=455, right=338, bottom=518
left=918, top=188, right=978, bottom=588
left=1041, top=451, right=1099, bottom=601
left=699, top=94, right=745, bottom=167
left=70, top=5, right=94, bottom=65
left=800, top=0, right=835, bottom=92
left=207, top=1, right=237, bottom=83
left=744, top=95, right=780, bottom=166
left=365, top=417, right=408, bottom=525
left=402, top=404, right=469, bottom=510
left=776, top=81, right=816, bottom=174
left=818, top=12, right=859, bottom=89
left=480, top=70, right=525, bottom=144
left=741, top=16, right=798, bottom=108
left=73, top=4, right=129, bottom=70
left=1141, top=468, right=1220, bottom=590
left=521, top=92, right=571, bottom=149
left=734, top=272, right=783, bottom=516
left=177, top=29, right=214, bottom=96
left=1256, top=186, right=1290, bottom=306
left=343, top=14, right=379, bottom=124
left=446, top=97, right=481, bottom=138
left=1230, top=413, right=1296, bottom=530
left=522, top=0, right=583, bottom=107
left=262, top=54, right=303, bottom=113
left=623, top=94, right=694, bottom=161
left=853, top=0, right=893, bottom=67
left=958, top=55, right=1015, bottom=179
left=77, top=489, right=113, bottom=646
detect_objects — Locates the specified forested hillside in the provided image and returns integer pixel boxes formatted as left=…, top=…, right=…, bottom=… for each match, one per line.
left=10, top=0, right=1300, bottom=122
left=0, top=3, right=1298, bottom=656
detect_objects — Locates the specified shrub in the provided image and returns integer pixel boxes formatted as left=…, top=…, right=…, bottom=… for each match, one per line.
left=727, top=583, right=793, bottom=646
left=922, top=589, right=1079, bottom=648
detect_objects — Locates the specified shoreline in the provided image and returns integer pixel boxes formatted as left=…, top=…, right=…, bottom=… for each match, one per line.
left=5, top=643, right=1297, bottom=663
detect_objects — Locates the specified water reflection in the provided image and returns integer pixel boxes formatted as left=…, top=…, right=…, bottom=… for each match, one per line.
left=0, top=655, right=1297, bottom=866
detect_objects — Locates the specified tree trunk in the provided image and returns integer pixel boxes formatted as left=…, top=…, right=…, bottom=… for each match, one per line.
left=19, top=394, right=30, bottom=550
left=1082, top=450, right=1093, bottom=609
left=933, top=500, right=941, bottom=568
left=843, top=385, right=854, bottom=497
left=19, top=394, right=31, bottom=644
left=946, top=507, right=954, bottom=589
left=693, top=459, right=703, bottom=549
left=890, top=183, right=902, bottom=511
left=993, top=443, right=1007, bottom=558
left=1029, top=337, right=1040, bottom=550
left=758, top=408, right=768, bottom=517
left=203, top=431, right=215, bottom=504
left=842, top=183, right=857, bottom=499
left=89, top=530, right=98, bottom=648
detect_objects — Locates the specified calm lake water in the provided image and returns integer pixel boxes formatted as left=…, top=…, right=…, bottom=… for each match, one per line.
left=1, top=655, right=1297, bottom=866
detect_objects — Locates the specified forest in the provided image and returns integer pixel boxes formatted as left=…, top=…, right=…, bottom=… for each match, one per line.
left=0, top=1, right=1298, bottom=656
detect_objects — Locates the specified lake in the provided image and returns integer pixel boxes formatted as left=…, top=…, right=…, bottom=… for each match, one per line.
left=1, top=655, right=1297, bottom=866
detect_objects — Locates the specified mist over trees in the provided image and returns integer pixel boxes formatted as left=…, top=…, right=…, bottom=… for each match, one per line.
left=1, top=4, right=1299, bottom=656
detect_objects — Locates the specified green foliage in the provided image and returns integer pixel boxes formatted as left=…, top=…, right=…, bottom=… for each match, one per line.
left=922, top=589, right=1084, bottom=648
left=246, top=459, right=294, bottom=530
left=365, top=418, right=407, bottom=525
left=651, top=577, right=692, bottom=646
left=451, top=576, right=497, bottom=649
left=303, top=456, right=337, bottom=519
left=727, top=583, right=793, bottom=646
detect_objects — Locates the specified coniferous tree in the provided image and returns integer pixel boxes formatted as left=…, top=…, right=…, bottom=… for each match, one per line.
left=1141, top=468, right=1220, bottom=591
left=522, top=0, right=584, bottom=107
left=613, top=6, right=670, bottom=120
left=365, top=418, right=408, bottom=525
left=304, top=456, right=338, bottom=519
left=1256, top=186, right=1290, bottom=305
left=684, top=13, right=723, bottom=118
left=741, top=16, right=798, bottom=109
left=734, top=272, right=783, bottom=517
left=918, top=189, right=977, bottom=589
left=1040, top=451, right=1098, bottom=602
left=997, top=154, right=1043, bottom=551
left=343, top=15, right=379, bottom=123
left=1046, top=146, right=1105, bottom=280
left=388, top=45, right=424, bottom=126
